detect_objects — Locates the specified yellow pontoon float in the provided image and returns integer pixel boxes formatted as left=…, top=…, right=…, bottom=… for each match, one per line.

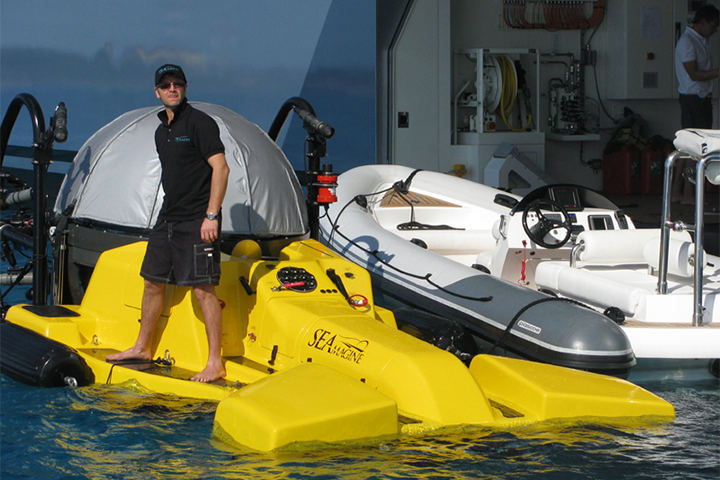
left=2, top=239, right=673, bottom=451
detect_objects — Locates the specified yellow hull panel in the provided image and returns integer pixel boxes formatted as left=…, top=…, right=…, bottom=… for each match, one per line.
left=4, top=240, right=673, bottom=451
left=470, top=355, right=675, bottom=422
left=214, top=362, right=399, bottom=451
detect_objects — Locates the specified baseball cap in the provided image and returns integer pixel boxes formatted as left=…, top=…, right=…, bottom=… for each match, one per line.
left=155, top=64, right=187, bottom=86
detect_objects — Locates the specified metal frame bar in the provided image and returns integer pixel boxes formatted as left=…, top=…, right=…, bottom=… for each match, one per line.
left=658, top=148, right=719, bottom=326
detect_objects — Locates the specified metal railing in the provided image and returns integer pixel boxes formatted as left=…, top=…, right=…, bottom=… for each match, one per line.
left=658, top=149, right=719, bottom=326
left=1, top=93, right=67, bottom=305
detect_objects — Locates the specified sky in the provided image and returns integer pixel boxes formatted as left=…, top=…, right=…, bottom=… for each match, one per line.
left=0, top=0, right=376, bottom=171
left=0, top=1, right=335, bottom=68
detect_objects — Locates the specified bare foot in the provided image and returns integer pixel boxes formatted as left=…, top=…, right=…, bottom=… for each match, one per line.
left=106, top=347, right=151, bottom=363
left=190, top=363, right=226, bottom=383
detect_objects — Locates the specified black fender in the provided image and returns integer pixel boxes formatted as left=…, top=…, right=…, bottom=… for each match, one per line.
left=0, top=321, right=94, bottom=387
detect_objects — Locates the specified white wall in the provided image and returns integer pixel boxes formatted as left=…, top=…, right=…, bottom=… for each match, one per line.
left=390, top=0, right=451, bottom=171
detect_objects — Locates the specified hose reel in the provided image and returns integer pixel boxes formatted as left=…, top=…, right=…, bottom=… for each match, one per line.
left=480, top=54, right=532, bottom=132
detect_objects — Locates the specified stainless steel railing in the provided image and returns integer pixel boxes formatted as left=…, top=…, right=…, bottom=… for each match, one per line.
left=659, top=149, right=719, bottom=326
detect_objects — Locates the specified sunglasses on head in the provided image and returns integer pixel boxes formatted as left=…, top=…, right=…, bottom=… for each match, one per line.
left=156, top=81, right=186, bottom=90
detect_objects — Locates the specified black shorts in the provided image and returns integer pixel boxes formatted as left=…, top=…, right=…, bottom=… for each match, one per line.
left=141, top=218, right=221, bottom=287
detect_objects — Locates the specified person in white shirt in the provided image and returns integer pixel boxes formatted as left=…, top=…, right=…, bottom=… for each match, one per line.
left=674, top=4, right=719, bottom=203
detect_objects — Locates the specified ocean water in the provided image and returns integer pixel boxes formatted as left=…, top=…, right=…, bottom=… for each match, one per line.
left=0, top=374, right=718, bottom=480
left=1, top=278, right=719, bottom=479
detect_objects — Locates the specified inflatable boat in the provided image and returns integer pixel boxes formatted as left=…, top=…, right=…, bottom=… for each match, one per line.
left=1, top=239, right=674, bottom=450
left=319, top=130, right=719, bottom=380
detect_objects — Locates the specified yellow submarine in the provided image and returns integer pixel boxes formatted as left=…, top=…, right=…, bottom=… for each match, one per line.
left=2, top=238, right=674, bottom=451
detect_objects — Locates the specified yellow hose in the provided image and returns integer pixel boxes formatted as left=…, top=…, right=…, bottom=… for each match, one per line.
left=496, top=55, right=532, bottom=132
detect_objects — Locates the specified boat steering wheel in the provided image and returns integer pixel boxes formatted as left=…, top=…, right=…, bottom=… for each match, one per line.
left=521, top=199, right=572, bottom=249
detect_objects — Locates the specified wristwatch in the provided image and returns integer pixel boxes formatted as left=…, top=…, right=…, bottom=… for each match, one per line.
left=205, top=213, right=219, bottom=221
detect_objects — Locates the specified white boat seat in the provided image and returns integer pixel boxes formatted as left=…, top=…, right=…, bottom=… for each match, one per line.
left=575, top=229, right=698, bottom=277
left=391, top=228, right=497, bottom=255
left=673, top=129, right=720, bottom=184
left=536, top=228, right=704, bottom=314
left=535, top=262, right=646, bottom=315
left=643, top=237, right=703, bottom=278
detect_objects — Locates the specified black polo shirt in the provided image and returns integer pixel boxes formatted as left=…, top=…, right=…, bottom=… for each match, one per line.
left=155, top=99, right=225, bottom=221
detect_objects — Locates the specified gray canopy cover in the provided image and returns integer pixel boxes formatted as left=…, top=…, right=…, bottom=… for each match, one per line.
left=55, top=103, right=308, bottom=236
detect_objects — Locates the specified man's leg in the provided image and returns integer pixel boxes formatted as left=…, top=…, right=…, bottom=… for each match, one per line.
left=675, top=95, right=709, bottom=203
left=106, top=280, right=165, bottom=361
left=190, top=284, right=226, bottom=382
left=694, top=96, right=714, bottom=129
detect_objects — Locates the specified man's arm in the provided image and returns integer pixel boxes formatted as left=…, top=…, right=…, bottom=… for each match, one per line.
left=201, top=152, right=230, bottom=243
left=683, top=60, right=720, bottom=82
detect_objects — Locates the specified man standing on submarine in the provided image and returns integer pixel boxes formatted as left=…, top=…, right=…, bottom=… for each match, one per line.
left=107, top=64, right=230, bottom=383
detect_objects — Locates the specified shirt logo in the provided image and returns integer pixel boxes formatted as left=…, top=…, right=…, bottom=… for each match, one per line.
left=174, top=136, right=191, bottom=142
